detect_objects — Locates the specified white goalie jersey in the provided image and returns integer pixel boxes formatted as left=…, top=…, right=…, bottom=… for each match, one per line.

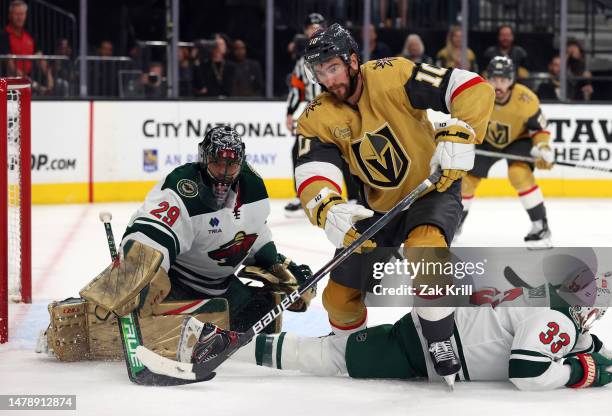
left=121, top=162, right=274, bottom=296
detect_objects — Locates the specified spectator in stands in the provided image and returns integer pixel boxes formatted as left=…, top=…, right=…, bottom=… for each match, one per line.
left=194, top=33, right=237, bottom=97
left=30, top=51, right=54, bottom=95
left=483, top=25, right=528, bottom=80
left=365, top=24, right=392, bottom=60
left=141, top=61, right=166, bottom=98
left=178, top=46, right=195, bottom=97
left=90, top=39, right=118, bottom=96
left=231, top=39, right=263, bottom=96
left=97, top=40, right=114, bottom=57
left=566, top=39, right=593, bottom=101
left=52, top=38, right=76, bottom=96
left=2, top=0, right=35, bottom=77
left=399, top=34, right=433, bottom=64
left=536, top=55, right=563, bottom=101
left=435, top=25, right=477, bottom=71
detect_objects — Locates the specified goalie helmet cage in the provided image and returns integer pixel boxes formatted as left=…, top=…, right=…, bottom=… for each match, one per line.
left=0, top=78, right=32, bottom=344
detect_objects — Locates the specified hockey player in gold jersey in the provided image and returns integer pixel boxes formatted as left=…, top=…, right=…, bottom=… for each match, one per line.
left=294, top=24, right=494, bottom=383
left=459, top=56, right=554, bottom=248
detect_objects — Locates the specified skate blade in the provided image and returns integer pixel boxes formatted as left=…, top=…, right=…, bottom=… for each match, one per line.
left=525, top=237, right=553, bottom=250
left=443, top=375, right=456, bottom=391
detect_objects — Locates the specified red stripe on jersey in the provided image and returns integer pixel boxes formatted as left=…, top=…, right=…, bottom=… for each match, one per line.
left=462, top=195, right=475, bottom=200
left=451, top=76, right=485, bottom=102
left=297, top=175, right=342, bottom=197
left=163, top=299, right=204, bottom=315
left=518, top=185, right=539, bottom=197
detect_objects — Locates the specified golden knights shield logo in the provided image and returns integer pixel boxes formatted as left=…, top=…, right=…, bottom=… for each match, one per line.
left=351, top=124, right=410, bottom=188
left=486, top=121, right=511, bottom=147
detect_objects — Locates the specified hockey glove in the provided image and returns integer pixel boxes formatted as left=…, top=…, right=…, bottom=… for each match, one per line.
left=305, top=187, right=376, bottom=253
left=530, top=142, right=554, bottom=170
left=431, top=119, right=476, bottom=192
left=238, top=254, right=316, bottom=312
left=565, top=353, right=612, bottom=388
left=324, top=202, right=377, bottom=253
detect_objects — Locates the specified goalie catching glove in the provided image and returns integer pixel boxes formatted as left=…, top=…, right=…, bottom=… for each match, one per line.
left=305, top=187, right=376, bottom=253
left=238, top=254, right=316, bottom=312
left=431, top=118, right=476, bottom=192
left=530, top=142, right=554, bottom=170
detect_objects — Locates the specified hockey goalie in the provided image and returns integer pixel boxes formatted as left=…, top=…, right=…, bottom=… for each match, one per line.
left=39, top=126, right=316, bottom=362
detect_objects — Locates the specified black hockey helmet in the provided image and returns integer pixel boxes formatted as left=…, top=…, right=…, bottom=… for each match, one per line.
left=303, top=23, right=360, bottom=83
left=198, top=126, right=245, bottom=199
left=486, top=56, right=515, bottom=84
left=304, top=12, right=326, bottom=29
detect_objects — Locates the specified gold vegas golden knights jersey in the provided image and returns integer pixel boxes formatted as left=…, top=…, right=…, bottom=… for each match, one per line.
left=484, top=83, right=550, bottom=149
left=295, top=57, right=494, bottom=216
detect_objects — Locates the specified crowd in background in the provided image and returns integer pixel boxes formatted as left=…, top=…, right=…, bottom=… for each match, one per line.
left=0, top=0, right=597, bottom=102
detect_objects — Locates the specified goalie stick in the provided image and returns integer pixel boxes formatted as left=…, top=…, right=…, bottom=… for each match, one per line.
left=98, top=211, right=211, bottom=386
left=475, top=149, right=612, bottom=173
left=135, top=171, right=442, bottom=384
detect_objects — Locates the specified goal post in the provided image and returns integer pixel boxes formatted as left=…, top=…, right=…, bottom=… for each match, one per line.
left=0, top=77, right=32, bottom=344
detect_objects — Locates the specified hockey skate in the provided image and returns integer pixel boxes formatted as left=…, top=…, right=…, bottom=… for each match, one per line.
left=428, top=339, right=461, bottom=390
left=524, top=219, right=552, bottom=250
left=284, top=198, right=306, bottom=218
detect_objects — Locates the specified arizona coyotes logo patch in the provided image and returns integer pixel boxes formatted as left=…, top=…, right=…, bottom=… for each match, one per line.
left=372, top=57, right=397, bottom=70
left=486, top=121, right=511, bottom=147
left=208, top=231, right=258, bottom=267
left=351, top=124, right=409, bottom=188
left=304, top=98, right=322, bottom=118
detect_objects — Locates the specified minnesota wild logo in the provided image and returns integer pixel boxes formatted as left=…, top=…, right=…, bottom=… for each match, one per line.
left=208, top=231, right=258, bottom=267
left=351, top=124, right=410, bottom=188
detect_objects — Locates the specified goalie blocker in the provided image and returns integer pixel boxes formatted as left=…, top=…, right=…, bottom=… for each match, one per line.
left=40, top=241, right=315, bottom=362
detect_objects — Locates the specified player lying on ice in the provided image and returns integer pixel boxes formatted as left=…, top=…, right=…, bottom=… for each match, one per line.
left=39, top=126, right=316, bottom=362
left=165, top=270, right=612, bottom=391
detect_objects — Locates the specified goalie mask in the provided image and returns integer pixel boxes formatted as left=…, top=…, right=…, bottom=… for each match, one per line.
left=199, top=126, right=246, bottom=206
left=558, top=269, right=611, bottom=333
left=303, top=23, right=360, bottom=96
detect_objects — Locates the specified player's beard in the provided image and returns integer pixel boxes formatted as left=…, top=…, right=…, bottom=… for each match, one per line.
left=329, top=66, right=359, bottom=101
left=212, top=183, right=231, bottom=208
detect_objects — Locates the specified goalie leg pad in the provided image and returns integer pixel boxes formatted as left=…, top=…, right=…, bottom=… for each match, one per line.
left=79, top=240, right=168, bottom=317
left=45, top=298, right=229, bottom=361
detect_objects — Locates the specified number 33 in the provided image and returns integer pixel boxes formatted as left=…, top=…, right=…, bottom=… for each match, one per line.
left=539, top=321, right=571, bottom=354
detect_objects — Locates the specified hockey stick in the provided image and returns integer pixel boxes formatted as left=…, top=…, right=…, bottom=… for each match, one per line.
left=135, top=171, right=442, bottom=383
left=99, top=212, right=209, bottom=386
left=503, top=266, right=534, bottom=289
left=475, top=149, right=612, bottom=173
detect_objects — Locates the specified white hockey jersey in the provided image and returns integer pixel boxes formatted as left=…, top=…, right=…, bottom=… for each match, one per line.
left=122, top=162, right=274, bottom=296
left=412, top=285, right=598, bottom=390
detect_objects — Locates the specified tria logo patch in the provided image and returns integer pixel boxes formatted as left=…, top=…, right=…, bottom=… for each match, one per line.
left=209, top=217, right=220, bottom=227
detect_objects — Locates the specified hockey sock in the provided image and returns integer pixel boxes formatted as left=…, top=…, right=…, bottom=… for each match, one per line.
left=418, top=312, right=455, bottom=343
left=518, top=185, right=547, bottom=222
left=233, top=332, right=348, bottom=376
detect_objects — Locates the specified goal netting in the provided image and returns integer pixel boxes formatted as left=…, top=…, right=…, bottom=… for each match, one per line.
left=1, top=78, right=31, bottom=343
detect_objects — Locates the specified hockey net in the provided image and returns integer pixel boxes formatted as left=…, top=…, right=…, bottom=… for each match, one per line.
left=0, top=78, right=31, bottom=343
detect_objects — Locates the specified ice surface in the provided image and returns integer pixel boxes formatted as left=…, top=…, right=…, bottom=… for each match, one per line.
left=1, top=198, right=611, bottom=416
